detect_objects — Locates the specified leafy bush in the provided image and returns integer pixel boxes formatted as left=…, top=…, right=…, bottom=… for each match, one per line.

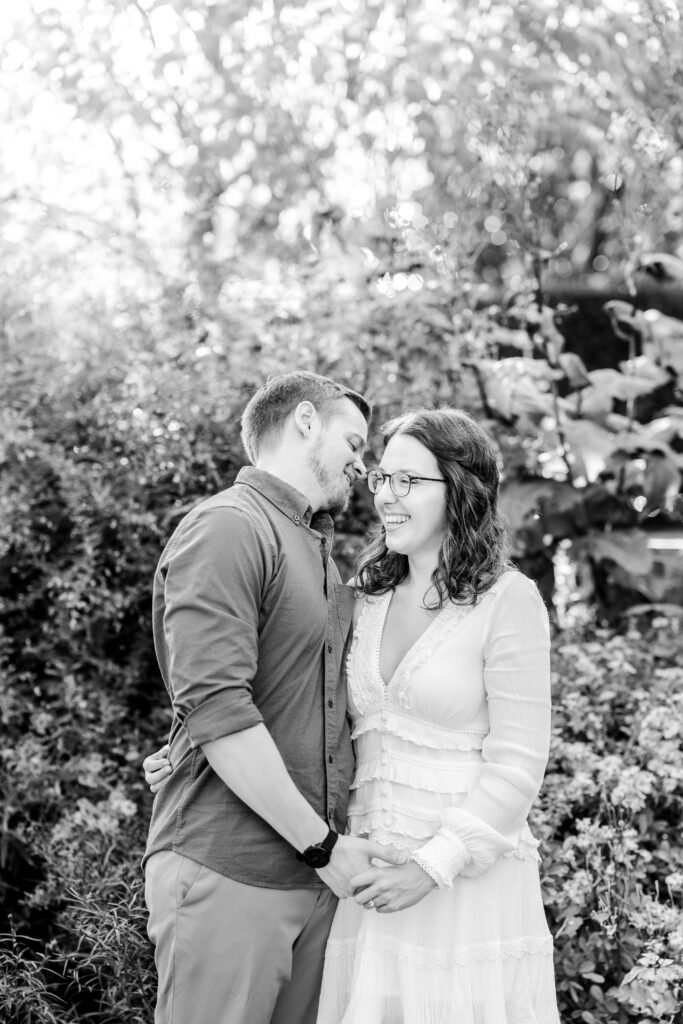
left=1, top=247, right=681, bottom=1024
left=2, top=605, right=682, bottom=1023
left=537, top=620, right=683, bottom=1023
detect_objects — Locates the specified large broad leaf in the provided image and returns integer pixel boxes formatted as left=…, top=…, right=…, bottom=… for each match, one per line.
left=562, top=419, right=617, bottom=483
left=617, top=356, right=670, bottom=389
left=642, top=309, right=683, bottom=375
left=603, top=298, right=642, bottom=341
left=600, top=433, right=681, bottom=513
left=558, top=352, right=591, bottom=391
left=642, top=413, right=683, bottom=445
left=579, top=384, right=615, bottom=421
left=477, top=358, right=563, bottom=422
left=611, top=430, right=679, bottom=459
left=499, top=479, right=583, bottom=541
left=575, top=530, right=653, bottom=576
left=587, top=368, right=661, bottom=402
left=636, top=253, right=683, bottom=285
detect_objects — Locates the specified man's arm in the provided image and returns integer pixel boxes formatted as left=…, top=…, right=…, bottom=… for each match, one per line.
left=204, top=725, right=407, bottom=897
left=203, top=725, right=328, bottom=852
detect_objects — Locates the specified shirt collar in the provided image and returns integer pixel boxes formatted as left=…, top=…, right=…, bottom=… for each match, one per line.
left=235, top=467, right=335, bottom=537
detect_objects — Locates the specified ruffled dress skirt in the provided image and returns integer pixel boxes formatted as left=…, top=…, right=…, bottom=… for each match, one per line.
left=316, top=715, right=560, bottom=1024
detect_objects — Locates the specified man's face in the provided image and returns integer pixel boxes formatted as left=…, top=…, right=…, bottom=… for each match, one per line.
left=309, top=398, right=368, bottom=513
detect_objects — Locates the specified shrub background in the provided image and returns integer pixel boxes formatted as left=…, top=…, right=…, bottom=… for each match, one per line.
left=2, top=355, right=682, bottom=1023
left=2, top=1, right=683, bottom=1021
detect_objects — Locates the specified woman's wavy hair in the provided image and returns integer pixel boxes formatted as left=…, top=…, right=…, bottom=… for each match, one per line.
left=355, top=408, right=512, bottom=607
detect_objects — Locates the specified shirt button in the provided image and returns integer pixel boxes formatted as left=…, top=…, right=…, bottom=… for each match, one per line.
left=328, top=809, right=334, bottom=821
left=293, top=514, right=300, bottom=523
left=327, top=643, right=333, bottom=653
left=328, top=699, right=334, bottom=708
left=328, top=754, right=334, bottom=764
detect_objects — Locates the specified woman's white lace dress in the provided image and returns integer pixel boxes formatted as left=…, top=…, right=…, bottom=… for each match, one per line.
left=316, top=570, right=560, bottom=1024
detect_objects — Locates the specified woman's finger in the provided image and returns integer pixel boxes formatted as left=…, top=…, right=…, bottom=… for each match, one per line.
left=354, top=881, right=393, bottom=907
left=142, top=744, right=170, bottom=771
left=354, top=886, right=380, bottom=906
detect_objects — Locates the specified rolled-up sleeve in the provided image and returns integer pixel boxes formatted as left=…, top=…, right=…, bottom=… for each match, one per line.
left=158, top=507, right=270, bottom=747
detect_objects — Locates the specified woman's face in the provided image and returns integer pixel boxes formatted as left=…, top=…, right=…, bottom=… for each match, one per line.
left=374, top=433, right=448, bottom=562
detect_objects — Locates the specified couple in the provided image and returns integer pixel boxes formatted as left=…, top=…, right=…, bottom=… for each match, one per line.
left=143, top=371, right=560, bottom=1024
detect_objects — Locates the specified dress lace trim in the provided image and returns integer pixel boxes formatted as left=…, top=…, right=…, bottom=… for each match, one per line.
left=324, top=935, right=554, bottom=968
left=349, top=591, right=488, bottom=715
left=390, top=600, right=481, bottom=709
left=351, top=711, right=486, bottom=749
left=348, top=798, right=443, bottom=824
left=350, top=759, right=477, bottom=795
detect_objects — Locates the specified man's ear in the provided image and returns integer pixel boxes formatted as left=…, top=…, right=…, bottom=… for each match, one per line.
left=294, top=401, right=317, bottom=437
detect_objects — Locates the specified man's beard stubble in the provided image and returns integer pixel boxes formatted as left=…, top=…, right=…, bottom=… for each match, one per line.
left=309, top=442, right=350, bottom=515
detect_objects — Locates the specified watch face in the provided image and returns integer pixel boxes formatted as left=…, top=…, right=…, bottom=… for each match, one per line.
left=304, top=846, right=331, bottom=869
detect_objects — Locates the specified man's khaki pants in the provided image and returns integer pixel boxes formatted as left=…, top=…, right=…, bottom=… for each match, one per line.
left=145, top=851, right=338, bottom=1024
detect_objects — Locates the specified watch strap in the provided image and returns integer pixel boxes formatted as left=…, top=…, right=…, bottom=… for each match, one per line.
left=296, top=827, right=339, bottom=862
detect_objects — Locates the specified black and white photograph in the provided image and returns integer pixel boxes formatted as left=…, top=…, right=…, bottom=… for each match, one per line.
left=1, top=2, right=682, bottom=1022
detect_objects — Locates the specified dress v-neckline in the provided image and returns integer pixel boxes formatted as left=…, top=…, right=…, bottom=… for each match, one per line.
left=375, top=590, right=447, bottom=690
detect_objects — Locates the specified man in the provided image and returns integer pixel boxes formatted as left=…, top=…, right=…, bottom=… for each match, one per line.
left=144, top=372, right=404, bottom=1024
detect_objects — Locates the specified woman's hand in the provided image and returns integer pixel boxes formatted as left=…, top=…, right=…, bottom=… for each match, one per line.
left=143, top=744, right=172, bottom=793
left=350, top=857, right=436, bottom=913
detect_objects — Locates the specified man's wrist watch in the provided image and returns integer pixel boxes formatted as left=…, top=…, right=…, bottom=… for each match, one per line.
left=296, top=828, right=339, bottom=868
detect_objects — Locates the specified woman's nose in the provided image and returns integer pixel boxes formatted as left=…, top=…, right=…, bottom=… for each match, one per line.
left=376, top=476, right=395, bottom=500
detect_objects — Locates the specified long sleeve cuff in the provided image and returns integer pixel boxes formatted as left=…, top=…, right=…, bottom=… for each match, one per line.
left=411, top=807, right=517, bottom=888
left=184, top=690, right=264, bottom=747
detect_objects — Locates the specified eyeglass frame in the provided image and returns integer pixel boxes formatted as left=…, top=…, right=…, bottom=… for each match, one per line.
left=367, top=469, right=447, bottom=497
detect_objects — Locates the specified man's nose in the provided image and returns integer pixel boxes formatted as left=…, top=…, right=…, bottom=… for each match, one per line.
left=352, top=455, right=367, bottom=479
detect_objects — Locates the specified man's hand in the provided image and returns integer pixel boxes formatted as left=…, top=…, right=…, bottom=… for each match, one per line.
left=316, top=836, right=408, bottom=897
left=348, top=858, right=436, bottom=913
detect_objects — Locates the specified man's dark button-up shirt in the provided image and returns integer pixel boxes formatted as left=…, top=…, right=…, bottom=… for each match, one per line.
left=144, top=468, right=355, bottom=888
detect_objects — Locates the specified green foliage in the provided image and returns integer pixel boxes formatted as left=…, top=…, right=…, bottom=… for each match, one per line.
left=2, top=616, right=682, bottom=1023
left=0, top=828, right=156, bottom=1024
left=536, top=623, right=683, bottom=1023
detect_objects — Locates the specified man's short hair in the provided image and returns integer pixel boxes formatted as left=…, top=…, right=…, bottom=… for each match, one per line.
left=241, top=371, right=371, bottom=464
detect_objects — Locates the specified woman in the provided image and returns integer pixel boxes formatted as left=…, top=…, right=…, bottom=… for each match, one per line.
left=145, top=409, right=559, bottom=1024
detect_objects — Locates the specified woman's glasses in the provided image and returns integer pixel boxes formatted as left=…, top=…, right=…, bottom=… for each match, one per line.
left=367, top=470, right=446, bottom=497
